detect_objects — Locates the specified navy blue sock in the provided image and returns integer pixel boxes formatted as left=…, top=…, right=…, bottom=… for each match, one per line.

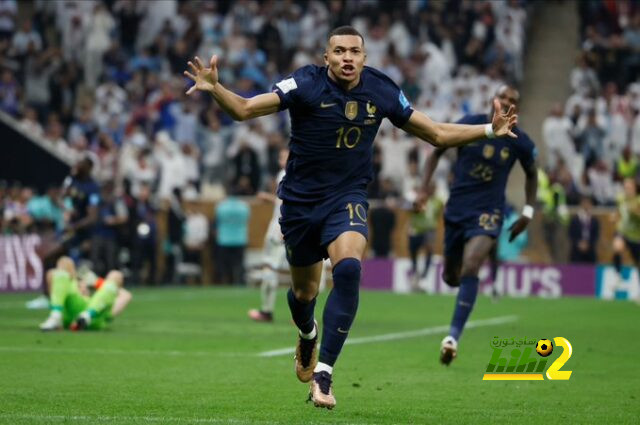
left=614, top=253, right=622, bottom=274
left=449, top=275, right=479, bottom=341
left=287, top=289, right=316, bottom=335
left=319, top=258, right=361, bottom=366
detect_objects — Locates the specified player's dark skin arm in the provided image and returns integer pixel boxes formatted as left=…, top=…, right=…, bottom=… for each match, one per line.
left=508, top=162, right=538, bottom=242
left=421, top=147, right=447, bottom=194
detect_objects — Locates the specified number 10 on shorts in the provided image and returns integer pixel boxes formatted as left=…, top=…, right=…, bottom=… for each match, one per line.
left=346, top=203, right=366, bottom=227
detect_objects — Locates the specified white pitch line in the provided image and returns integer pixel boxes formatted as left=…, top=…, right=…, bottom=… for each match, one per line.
left=257, top=315, right=518, bottom=357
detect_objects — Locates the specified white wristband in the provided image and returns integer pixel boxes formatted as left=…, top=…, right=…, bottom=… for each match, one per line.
left=484, top=123, right=495, bottom=139
left=522, top=204, right=534, bottom=219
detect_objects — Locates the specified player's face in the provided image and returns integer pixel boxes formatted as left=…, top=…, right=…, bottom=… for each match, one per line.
left=495, top=88, right=519, bottom=114
left=324, top=35, right=366, bottom=88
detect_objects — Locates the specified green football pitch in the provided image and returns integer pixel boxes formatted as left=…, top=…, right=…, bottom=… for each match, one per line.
left=0, top=287, right=638, bottom=424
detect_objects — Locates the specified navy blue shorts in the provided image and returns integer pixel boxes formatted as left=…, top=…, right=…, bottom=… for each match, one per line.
left=444, top=209, right=503, bottom=261
left=280, top=193, right=369, bottom=267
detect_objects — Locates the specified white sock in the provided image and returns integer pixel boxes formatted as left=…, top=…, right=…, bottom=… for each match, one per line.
left=50, top=310, right=62, bottom=320
left=314, top=362, right=333, bottom=375
left=299, top=326, right=317, bottom=340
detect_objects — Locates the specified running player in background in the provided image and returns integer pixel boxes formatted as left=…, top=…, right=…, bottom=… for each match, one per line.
left=612, top=178, right=640, bottom=295
left=422, top=85, right=538, bottom=366
left=185, top=26, right=518, bottom=409
left=39, top=256, right=132, bottom=331
left=248, top=148, right=289, bottom=322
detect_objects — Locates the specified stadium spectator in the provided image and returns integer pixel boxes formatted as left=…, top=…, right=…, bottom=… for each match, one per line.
left=182, top=205, right=209, bottom=266
left=587, top=160, right=616, bottom=206
left=568, top=195, right=600, bottom=264
left=10, top=19, right=42, bottom=57
left=18, top=106, right=44, bottom=138
left=542, top=103, right=577, bottom=171
left=214, top=187, right=250, bottom=285
left=27, top=185, right=64, bottom=233
left=615, top=145, right=639, bottom=181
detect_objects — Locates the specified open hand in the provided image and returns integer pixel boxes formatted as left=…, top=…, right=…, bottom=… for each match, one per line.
left=508, top=216, right=530, bottom=242
left=491, top=98, right=518, bottom=138
left=184, top=55, right=219, bottom=95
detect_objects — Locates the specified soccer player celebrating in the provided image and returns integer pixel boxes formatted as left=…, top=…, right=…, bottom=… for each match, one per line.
left=421, top=85, right=538, bottom=366
left=185, top=26, right=518, bottom=409
left=39, top=256, right=132, bottom=331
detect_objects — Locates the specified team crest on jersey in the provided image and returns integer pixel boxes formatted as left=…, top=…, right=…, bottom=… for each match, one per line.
left=345, top=101, right=358, bottom=120
left=483, top=144, right=495, bottom=159
left=366, top=101, right=377, bottom=117
left=500, top=147, right=510, bottom=161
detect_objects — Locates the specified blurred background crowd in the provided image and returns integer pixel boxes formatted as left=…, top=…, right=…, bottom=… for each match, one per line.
left=0, top=0, right=639, bottom=283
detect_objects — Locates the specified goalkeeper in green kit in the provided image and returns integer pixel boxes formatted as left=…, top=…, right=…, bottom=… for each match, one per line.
left=39, top=256, right=132, bottom=331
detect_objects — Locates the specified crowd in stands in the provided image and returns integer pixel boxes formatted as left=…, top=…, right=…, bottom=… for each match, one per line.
left=542, top=0, right=640, bottom=208
left=0, top=0, right=543, bottom=281
left=1, top=0, right=530, bottom=203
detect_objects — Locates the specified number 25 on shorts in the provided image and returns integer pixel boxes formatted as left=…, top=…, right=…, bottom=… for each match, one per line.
left=346, top=203, right=366, bottom=227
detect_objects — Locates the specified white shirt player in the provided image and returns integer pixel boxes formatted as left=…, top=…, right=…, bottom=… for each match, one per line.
left=265, top=169, right=286, bottom=245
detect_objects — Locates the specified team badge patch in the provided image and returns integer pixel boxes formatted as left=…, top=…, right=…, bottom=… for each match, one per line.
left=483, top=144, right=495, bottom=159
left=500, top=147, right=510, bottom=161
left=366, top=101, right=377, bottom=117
left=345, top=101, right=358, bottom=120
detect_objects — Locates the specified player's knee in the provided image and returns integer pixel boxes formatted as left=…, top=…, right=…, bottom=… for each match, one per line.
left=332, top=258, right=361, bottom=297
left=56, top=256, right=76, bottom=276
left=291, top=286, right=317, bottom=303
left=106, top=270, right=124, bottom=287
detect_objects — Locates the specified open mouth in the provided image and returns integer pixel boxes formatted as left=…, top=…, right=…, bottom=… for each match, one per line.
left=341, top=64, right=355, bottom=76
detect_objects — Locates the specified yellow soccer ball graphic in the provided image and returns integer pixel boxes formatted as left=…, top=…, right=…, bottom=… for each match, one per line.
left=536, top=339, right=553, bottom=357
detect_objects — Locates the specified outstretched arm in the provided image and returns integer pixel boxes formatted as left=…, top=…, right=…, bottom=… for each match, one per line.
left=508, top=162, right=538, bottom=242
left=402, top=99, right=517, bottom=148
left=184, top=55, right=280, bottom=121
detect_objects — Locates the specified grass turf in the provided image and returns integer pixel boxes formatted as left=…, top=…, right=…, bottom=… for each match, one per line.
left=0, top=287, right=638, bottom=424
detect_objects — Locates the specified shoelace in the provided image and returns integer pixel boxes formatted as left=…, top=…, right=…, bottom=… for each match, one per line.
left=299, top=336, right=316, bottom=367
left=315, top=371, right=332, bottom=395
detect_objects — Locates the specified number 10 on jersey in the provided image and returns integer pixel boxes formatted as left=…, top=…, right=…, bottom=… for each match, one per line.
left=336, top=126, right=362, bottom=149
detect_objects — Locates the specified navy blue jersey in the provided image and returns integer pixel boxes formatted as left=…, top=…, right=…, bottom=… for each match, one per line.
left=272, top=65, right=413, bottom=203
left=445, top=114, right=537, bottom=221
left=66, top=178, right=100, bottom=224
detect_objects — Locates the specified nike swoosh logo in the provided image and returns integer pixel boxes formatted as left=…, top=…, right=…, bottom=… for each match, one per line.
left=349, top=222, right=366, bottom=226
left=337, top=328, right=349, bottom=334
left=320, top=102, right=337, bottom=108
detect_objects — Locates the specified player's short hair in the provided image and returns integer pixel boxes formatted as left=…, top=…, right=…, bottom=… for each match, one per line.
left=496, top=85, right=520, bottom=102
left=327, top=26, right=365, bottom=47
